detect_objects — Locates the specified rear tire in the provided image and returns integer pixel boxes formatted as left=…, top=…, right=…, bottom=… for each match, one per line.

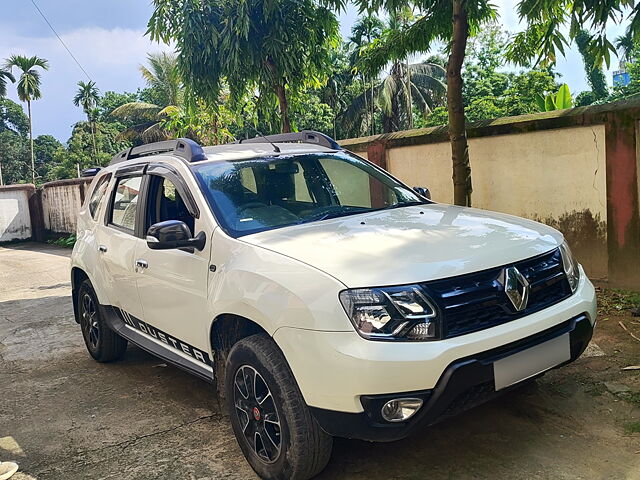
left=225, top=334, right=332, bottom=480
left=78, top=279, right=127, bottom=362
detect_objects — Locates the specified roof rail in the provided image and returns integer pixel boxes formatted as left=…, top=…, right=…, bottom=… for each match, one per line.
left=81, top=167, right=102, bottom=178
left=109, top=138, right=208, bottom=165
left=235, top=130, right=341, bottom=150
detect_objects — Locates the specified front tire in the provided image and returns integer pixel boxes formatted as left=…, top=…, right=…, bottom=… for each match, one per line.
left=77, top=279, right=127, bottom=362
left=225, top=334, right=332, bottom=480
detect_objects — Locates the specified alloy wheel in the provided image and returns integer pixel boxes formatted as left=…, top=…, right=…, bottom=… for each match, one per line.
left=233, top=365, right=282, bottom=463
left=81, top=293, right=100, bottom=348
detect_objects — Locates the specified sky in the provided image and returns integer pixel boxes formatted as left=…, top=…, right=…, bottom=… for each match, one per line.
left=0, top=0, right=630, bottom=143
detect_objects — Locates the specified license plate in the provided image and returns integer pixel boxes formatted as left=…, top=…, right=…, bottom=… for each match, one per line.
left=493, top=334, right=570, bottom=391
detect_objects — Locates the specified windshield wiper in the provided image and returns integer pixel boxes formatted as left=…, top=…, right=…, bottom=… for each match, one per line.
left=299, top=207, right=368, bottom=224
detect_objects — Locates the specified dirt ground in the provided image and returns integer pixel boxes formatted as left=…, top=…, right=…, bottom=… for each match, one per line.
left=1, top=242, right=639, bottom=480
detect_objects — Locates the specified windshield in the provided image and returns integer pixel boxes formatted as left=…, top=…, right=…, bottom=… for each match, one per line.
left=192, top=151, right=426, bottom=237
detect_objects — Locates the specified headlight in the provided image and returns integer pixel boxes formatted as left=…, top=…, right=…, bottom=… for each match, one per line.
left=559, top=241, right=580, bottom=293
left=339, top=285, right=438, bottom=341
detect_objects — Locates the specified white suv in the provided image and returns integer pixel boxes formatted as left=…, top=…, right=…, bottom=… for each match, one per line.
left=71, top=132, right=596, bottom=480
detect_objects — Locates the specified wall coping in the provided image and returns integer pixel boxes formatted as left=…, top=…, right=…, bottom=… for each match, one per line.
left=42, top=178, right=92, bottom=189
left=0, top=183, right=35, bottom=193
left=338, top=95, right=640, bottom=151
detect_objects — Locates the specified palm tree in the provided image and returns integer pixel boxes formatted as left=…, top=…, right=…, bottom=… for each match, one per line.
left=341, top=61, right=446, bottom=134
left=0, top=69, right=15, bottom=97
left=73, top=80, right=100, bottom=158
left=110, top=52, right=183, bottom=143
left=4, top=55, right=49, bottom=184
left=349, top=16, right=385, bottom=136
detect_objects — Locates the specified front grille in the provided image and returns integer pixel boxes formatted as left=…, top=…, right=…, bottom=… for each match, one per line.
left=422, top=248, right=572, bottom=339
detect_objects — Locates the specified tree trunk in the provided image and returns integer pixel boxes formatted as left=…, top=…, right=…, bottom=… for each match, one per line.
left=447, top=0, right=472, bottom=206
left=406, top=59, right=413, bottom=130
left=28, top=99, right=35, bottom=185
left=89, top=114, right=98, bottom=159
left=275, top=83, right=291, bottom=133
left=0, top=159, right=3, bottom=186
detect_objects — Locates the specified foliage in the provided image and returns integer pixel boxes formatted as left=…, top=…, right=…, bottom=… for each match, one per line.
left=110, top=53, right=183, bottom=143
left=423, top=27, right=560, bottom=126
left=147, top=0, right=341, bottom=133
left=0, top=98, right=29, bottom=135
left=48, top=234, right=76, bottom=248
left=162, top=98, right=235, bottom=145
left=0, top=68, right=15, bottom=98
left=96, top=91, right=139, bottom=122
left=73, top=81, right=100, bottom=117
left=535, top=84, right=573, bottom=112
left=575, top=30, right=608, bottom=103
left=0, top=130, right=29, bottom=185
left=4, top=55, right=49, bottom=103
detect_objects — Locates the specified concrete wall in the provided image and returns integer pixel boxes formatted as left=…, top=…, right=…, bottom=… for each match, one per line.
left=41, top=179, right=91, bottom=234
left=378, top=126, right=608, bottom=279
left=0, top=185, right=34, bottom=242
left=342, top=98, right=640, bottom=287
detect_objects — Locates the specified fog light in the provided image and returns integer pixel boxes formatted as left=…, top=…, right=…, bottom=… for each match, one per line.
left=380, top=398, right=423, bottom=422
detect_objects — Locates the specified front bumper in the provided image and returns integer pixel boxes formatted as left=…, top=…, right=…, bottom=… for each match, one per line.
left=308, top=313, right=593, bottom=442
left=274, top=271, right=596, bottom=417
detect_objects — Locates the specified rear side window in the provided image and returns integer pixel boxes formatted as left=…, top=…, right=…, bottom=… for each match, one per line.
left=88, top=174, right=111, bottom=220
left=109, top=176, right=142, bottom=232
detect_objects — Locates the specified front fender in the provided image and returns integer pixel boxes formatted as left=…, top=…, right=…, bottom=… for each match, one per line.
left=208, top=230, right=353, bottom=334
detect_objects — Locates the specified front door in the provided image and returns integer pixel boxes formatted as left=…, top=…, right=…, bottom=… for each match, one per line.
left=134, top=171, right=212, bottom=371
left=95, top=173, right=146, bottom=320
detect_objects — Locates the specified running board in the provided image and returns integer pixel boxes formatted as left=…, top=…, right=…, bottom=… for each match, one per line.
left=100, top=305, right=214, bottom=383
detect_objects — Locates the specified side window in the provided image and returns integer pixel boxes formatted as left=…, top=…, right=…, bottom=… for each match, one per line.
left=109, top=175, right=142, bottom=232
left=88, top=174, right=111, bottom=220
left=146, top=175, right=195, bottom=234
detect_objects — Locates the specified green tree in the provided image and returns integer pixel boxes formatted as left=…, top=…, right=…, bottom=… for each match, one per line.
left=0, top=69, right=15, bottom=97
left=34, top=134, right=63, bottom=181
left=575, top=30, right=608, bottom=103
left=96, top=91, right=138, bottom=122
left=353, top=0, right=635, bottom=207
left=73, top=80, right=100, bottom=158
left=0, top=98, right=29, bottom=135
left=147, top=0, right=341, bottom=133
left=4, top=55, right=49, bottom=184
left=342, top=61, right=445, bottom=133
left=110, top=52, right=183, bottom=143
left=0, top=130, right=28, bottom=185
left=349, top=15, right=385, bottom=135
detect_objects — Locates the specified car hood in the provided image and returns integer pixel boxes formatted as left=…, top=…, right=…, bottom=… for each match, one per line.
left=242, top=204, right=564, bottom=287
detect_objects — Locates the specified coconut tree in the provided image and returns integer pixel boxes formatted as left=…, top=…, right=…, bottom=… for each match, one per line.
left=348, top=16, right=385, bottom=136
left=341, top=61, right=446, bottom=134
left=0, top=69, right=15, bottom=97
left=73, top=80, right=100, bottom=157
left=110, top=52, right=183, bottom=142
left=4, top=55, right=49, bottom=184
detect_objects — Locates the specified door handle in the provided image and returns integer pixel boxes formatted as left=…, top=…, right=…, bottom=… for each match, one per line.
left=98, top=245, right=108, bottom=253
left=135, top=259, right=148, bottom=269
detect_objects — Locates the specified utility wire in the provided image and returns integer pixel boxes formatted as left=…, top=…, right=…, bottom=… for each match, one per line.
left=29, top=0, right=92, bottom=81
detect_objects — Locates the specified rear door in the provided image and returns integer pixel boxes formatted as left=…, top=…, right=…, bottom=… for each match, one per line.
left=94, top=166, right=146, bottom=320
left=133, top=164, right=213, bottom=371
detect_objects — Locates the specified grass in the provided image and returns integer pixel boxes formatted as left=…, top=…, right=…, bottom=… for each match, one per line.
left=47, top=234, right=76, bottom=248
left=624, top=421, right=640, bottom=434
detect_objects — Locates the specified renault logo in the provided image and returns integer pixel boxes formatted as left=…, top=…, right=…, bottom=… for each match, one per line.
left=499, top=266, right=530, bottom=312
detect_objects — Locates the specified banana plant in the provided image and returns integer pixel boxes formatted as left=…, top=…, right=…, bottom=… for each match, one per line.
left=535, top=84, right=573, bottom=111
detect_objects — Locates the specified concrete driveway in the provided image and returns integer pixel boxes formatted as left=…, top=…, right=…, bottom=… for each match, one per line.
left=1, top=243, right=639, bottom=480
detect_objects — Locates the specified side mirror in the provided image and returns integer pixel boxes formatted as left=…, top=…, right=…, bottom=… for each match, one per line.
left=146, top=220, right=206, bottom=251
left=413, top=186, right=431, bottom=200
